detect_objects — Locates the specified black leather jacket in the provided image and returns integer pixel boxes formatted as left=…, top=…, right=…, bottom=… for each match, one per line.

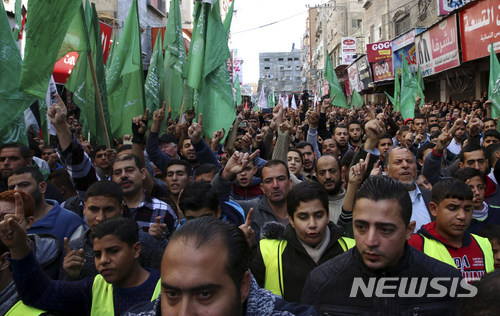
left=301, top=244, right=464, bottom=315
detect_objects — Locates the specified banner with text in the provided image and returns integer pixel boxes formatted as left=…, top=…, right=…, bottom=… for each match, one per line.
left=347, top=62, right=360, bottom=95
left=438, top=0, right=471, bottom=16
left=459, top=0, right=500, bottom=62
left=342, top=37, right=357, bottom=65
left=415, top=14, right=460, bottom=77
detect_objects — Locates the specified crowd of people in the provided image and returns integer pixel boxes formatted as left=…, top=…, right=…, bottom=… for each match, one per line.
left=1, top=91, right=500, bottom=315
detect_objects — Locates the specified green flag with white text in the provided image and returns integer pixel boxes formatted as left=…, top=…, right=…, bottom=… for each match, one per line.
left=0, top=0, right=33, bottom=145
left=19, top=0, right=81, bottom=99
left=164, top=0, right=188, bottom=120
left=489, top=44, right=500, bottom=120
left=145, top=31, right=165, bottom=113
left=106, top=0, right=145, bottom=138
left=324, top=50, right=348, bottom=108
left=191, top=0, right=235, bottom=138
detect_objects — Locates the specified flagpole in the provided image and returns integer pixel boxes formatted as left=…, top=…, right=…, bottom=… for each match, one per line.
left=87, top=52, right=111, bottom=148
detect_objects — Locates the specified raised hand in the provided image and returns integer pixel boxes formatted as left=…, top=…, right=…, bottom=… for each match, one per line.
left=132, top=109, right=150, bottom=137
left=348, top=154, right=371, bottom=187
left=151, top=102, right=166, bottom=133
left=221, top=150, right=260, bottom=181
left=148, top=216, right=167, bottom=240
left=47, top=93, right=68, bottom=127
left=0, top=193, right=30, bottom=259
left=239, top=208, right=255, bottom=248
left=188, top=113, right=203, bottom=144
left=63, top=237, right=85, bottom=279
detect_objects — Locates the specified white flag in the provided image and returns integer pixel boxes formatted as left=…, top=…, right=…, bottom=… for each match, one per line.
left=291, top=95, right=297, bottom=109
left=258, top=87, right=267, bottom=108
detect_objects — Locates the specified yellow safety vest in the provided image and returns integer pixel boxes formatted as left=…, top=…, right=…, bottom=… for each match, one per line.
left=421, top=233, right=494, bottom=273
left=90, top=274, right=161, bottom=316
left=260, top=236, right=355, bottom=297
left=5, top=300, right=46, bottom=316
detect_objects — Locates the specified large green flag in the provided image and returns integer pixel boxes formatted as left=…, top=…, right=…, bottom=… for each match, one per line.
left=223, top=0, right=235, bottom=38
left=164, top=0, right=188, bottom=120
left=0, top=0, right=33, bottom=145
left=349, top=89, right=364, bottom=109
left=57, top=2, right=89, bottom=61
left=192, top=0, right=236, bottom=138
left=488, top=44, right=500, bottom=120
left=324, top=50, right=348, bottom=108
left=12, top=0, right=21, bottom=40
left=399, top=54, right=418, bottom=120
left=186, top=2, right=209, bottom=91
left=106, top=0, right=145, bottom=138
left=19, top=0, right=81, bottom=99
left=145, top=31, right=165, bottom=113
left=233, top=74, right=242, bottom=106
left=66, top=1, right=111, bottom=146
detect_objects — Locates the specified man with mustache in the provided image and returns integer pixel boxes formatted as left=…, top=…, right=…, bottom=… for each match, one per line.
left=212, top=152, right=291, bottom=235
left=315, top=155, right=344, bottom=223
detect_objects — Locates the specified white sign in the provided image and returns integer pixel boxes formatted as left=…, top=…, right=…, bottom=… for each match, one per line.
left=233, top=58, right=243, bottom=85
left=342, top=37, right=357, bottom=65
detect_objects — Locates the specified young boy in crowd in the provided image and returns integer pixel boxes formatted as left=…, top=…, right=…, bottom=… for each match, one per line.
left=478, top=225, right=500, bottom=270
left=0, top=196, right=160, bottom=316
left=454, top=167, right=500, bottom=234
left=409, top=178, right=494, bottom=282
left=250, top=181, right=354, bottom=303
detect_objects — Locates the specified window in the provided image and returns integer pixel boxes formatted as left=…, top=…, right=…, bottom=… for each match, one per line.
left=278, top=58, right=284, bottom=61
left=294, top=57, right=299, bottom=61
left=148, top=0, right=166, bottom=15
left=352, top=19, right=362, bottom=28
left=264, top=67, right=270, bottom=70
left=378, top=27, right=382, bottom=39
left=395, top=14, right=410, bottom=36
left=288, top=58, right=293, bottom=61
left=264, top=58, right=270, bottom=62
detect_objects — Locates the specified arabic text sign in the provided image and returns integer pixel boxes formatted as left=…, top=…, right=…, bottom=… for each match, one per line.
left=415, top=14, right=460, bottom=77
left=366, top=40, right=392, bottom=63
left=460, top=0, right=500, bottom=62
left=393, top=45, right=418, bottom=75
left=342, top=37, right=357, bottom=65
left=356, top=56, right=373, bottom=90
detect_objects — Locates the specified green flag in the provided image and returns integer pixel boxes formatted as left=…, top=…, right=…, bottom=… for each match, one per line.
left=223, top=0, right=235, bottom=38
left=324, top=50, right=348, bottom=108
left=19, top=0, right=81, bottom=99
left=66, top=1, right=111, bottom=146
left=193, top=0, right=236, bottom=139
left=488, top=44, right=500, bottom=120
left=349, top=89, right=364, bottom=109
left=267, top=90, right=275, bottom=108
left=385, top=71, right=400, bottom=112
left=145, top=31, right=165, bottom=113
left=187, top=2, right=209, bottom=91
left=106, top=0, right=145, bottom=138
left=416, top=65, right=425, bottom=108
left=164, top=0, right=188, bottom=120
left=399, top=54, right=418, bottom=120
left=0, top=0, right=34, bottom=145
left=57, top=2, right=89, bottom=61
left=12, top=0, right=21, bottom=40
left=233, top=74, right=242, bottom=106
left=106, top=33, right=117, bottom=70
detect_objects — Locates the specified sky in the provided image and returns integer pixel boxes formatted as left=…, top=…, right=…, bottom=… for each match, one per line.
left=229, top=0, right=321, bottom=84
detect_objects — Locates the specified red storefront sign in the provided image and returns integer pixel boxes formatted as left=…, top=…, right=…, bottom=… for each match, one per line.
left=366, top=41, right=392, bottom=63
left=459, top=0, right=500, bottom=62
left=372, top=58, right=394, bottom=81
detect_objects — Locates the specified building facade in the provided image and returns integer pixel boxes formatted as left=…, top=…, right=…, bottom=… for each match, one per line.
left=259, top=49, right=303, bottom=97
